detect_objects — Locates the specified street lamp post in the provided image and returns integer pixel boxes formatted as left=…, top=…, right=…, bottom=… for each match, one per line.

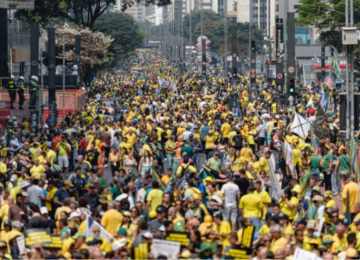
left=62, top=23, right=69, bottom=120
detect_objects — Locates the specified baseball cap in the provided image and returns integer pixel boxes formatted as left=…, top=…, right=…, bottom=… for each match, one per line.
left=156, top=205, right=167, bottom=213
left=10, top=176, right=17, bottom=182
left=142, top=231, right=153, bottom=239
left=112, top=239, right=128, bottom=251
left=4, top=220, right=11, bottom=226
left=279, top=213, right=289, bottom=220
left=72, top=231, right=86, bottom=240
left=20, top=181, right=30, bottom=189
left=88, top=183, right=95, bottom=189
left=117, top=227, right=127, bottom=235
left=68, top=212, right=80, bottom=220
left=64, top=180, right=74, bottom=187
left=204, top=215, right=213, bottom=227
left=40, top=207, right=48, bottom=215
left=322, top=235, right=334, bottom=244
left=312, top=186, right=320, bottom=192
left=312, top=195, right=323, bottom=202
left=306, top=220, right=316, bottom=230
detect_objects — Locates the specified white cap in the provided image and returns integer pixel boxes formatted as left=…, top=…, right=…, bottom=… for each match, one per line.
left=19, top=76, right=24, bottom=80
left=12, top=116, right=16, bottom=120
left=13, top=221, right=22, bottom=228
left=10, top=75, right=14, bottom=79
left=40, top=207, right=48, bottom=214
left=335, top=119, right=340, bottom=123
left=31, top=75, right=36, bottom=80
left=142, top=231, right=153, bottom=239
left=34, top=76, right=39, bottom=81
left=275, top=115, right=280, bottom=119
left=111, top=239, right=128, bottom=251
left=68, top=212, right=81, bottom=220
left=20, top=181, right=30, bottom=189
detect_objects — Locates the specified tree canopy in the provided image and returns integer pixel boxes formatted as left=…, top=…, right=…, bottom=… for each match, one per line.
left=15, top=0, right=172, bottom=28
left=298, top=0, right=360, bottom=50
left=94, top=13, right=145, bottom=60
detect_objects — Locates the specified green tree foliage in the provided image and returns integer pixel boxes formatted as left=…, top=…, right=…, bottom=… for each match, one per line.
left=15, top=0, right=172, bottom=29
left=94, top=13, right=145, bottom=61
left=120, top=0, right=172, bottom=11
left=298, top=0, right=360, bottom=50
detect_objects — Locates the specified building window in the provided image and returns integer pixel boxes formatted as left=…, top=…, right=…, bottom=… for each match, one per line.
left=275, top=5, right=279, bottom=11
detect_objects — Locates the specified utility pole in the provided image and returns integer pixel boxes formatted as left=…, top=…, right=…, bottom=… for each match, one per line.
left=286, top=13, right=296, bottom=101
left=275, top=18, right=284, bottom=96
left=224, top=0, right=228, bottom=82
left=339, top=0, right=357, bottom=147
left=232, top=29, right=237, bottom=87
left=189, top=0, right=192, bottom=48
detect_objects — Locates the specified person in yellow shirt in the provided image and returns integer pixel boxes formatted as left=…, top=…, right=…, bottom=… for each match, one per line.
left=0, top=196, right=12, bottom=229
left=331, top=224, right=348, bottom=255
left=269, top=224, right=288, bottom=254
left=220, top=120, right=231, bottom=142
left=278, top=188, right=299, bottom=221
left=72, top=231, right=88, bottom=251
left=213, top=214, right=231, bottom=250
left=126, top=129, right=137, bottom=147
left=239, top=186, right=263, bottom=240
left=259, top=151, right=271, bottom=176
left=254, top=180, right=271, bottom=224
left=198, top=215, right=218, bottom=243
left=30, top=158, right=46, bottom=180
left=146, top=181, right=164, bottom=212
left=342, top=176, right=359, bottom=217
left=100, top=201, right=123, bottom=236
left=279, top=213, right=293, bottom=243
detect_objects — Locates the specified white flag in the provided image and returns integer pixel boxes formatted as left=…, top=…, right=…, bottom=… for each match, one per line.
left=86, top=214, right=114, bottom=242
left=158, top=77, right=169, bottom=88
left=283, top=141, right=294, bottom=175
left=306, top=96, right=314, bottom=107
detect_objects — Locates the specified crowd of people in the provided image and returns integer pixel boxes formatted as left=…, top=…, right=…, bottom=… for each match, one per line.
left=0, top=49, right=359, bottom=260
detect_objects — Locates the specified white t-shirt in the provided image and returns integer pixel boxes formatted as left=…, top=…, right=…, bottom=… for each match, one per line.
left=221, top=182, right=240, bottom=207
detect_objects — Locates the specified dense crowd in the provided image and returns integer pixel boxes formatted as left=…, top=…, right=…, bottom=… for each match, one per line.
left=0, top=49, right=358, bottom=260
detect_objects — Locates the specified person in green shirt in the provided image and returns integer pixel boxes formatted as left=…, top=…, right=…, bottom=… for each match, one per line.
left=321, top=147, right=333, bottom=191
left=310, top=154, right=321, bottom=177
left=180, top=140, right=194, bottom=158
left=110, top=177, right=121, bottom=200
left=335, top=149, right=350, bottom=192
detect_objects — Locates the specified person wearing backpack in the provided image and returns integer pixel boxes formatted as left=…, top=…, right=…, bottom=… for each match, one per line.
left=232, top=130, right=243, bottom=151
left=115, top=186, right=134, bottom=211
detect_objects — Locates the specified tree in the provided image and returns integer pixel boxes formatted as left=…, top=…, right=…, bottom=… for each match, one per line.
left=94, top=13, right=145, bottom=60
left=119, top=0, right=172, bottom=11
left=44, top=26, right=114, bottom=82
left=298, top=0, right=360, bottom=50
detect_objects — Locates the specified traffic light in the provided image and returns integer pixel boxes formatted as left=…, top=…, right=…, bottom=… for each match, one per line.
left=232, top=67, right=237, bottom=79
left=251, top=40, right=256, bottom=52
left=202, top=62, right=206, bottom=76
left=289, top=78, right=295, bottom=95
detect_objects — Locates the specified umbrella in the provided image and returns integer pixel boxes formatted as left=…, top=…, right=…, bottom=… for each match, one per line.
left=130, top=71, right=139, bottom=75
left=123, top=82, right=130, bottom=86
left=115, top=69, right=127, bottom=73
left=136, top=75, right=149, bottom=80
left=140, top=61, right=145, bottom=64
left=133, top=62, right=138, bottom=65
left=154, top=60, right=160, bottom=63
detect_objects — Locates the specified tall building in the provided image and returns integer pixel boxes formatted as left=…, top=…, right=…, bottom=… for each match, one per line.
left=237, top=0, right=275, bottom=37
left=212, top=0, right=236, bottom=13
left=275, top=0, right=302, bottom=19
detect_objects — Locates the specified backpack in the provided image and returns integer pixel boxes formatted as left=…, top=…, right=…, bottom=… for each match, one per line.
left=233, top=135, right=242, bottom=147
left=120, top=195, right=130, bottom=211
left=179, top=164, right=192, bottom=179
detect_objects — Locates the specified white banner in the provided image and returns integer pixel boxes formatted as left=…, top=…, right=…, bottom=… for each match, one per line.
left=284, top=141, right=294, bottom=176
left=152, top=239, right=180, bottom=260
